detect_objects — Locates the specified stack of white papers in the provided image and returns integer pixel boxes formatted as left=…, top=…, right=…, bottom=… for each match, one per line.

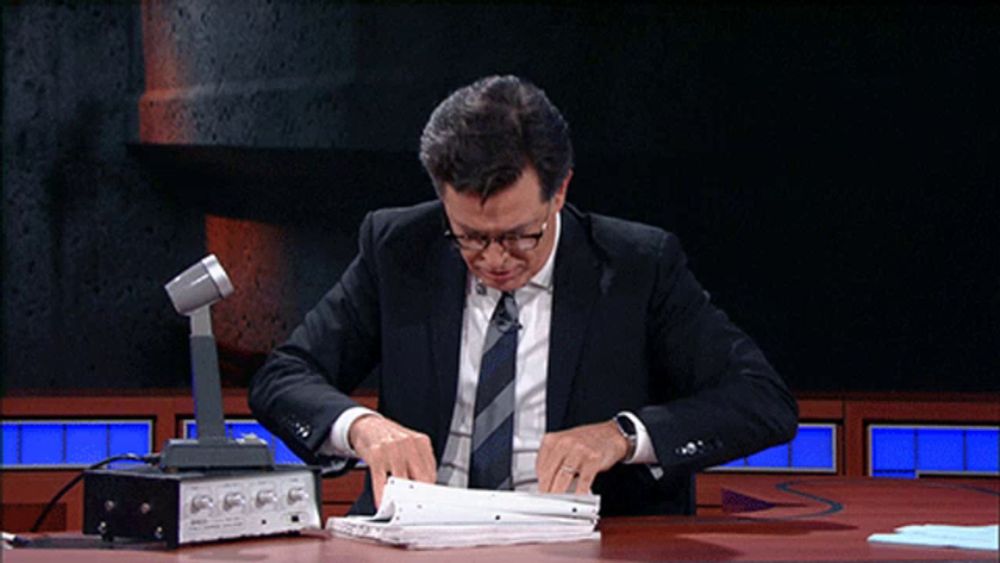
left=868, top=523, right=999, bottom=551
left=327, top=478, right=601, bottom=549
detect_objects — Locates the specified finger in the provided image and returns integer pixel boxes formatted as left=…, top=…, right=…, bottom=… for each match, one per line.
left=575, top=463, right=599, bottom=494
left=412, top=435, right=437, bottom=483
left=537, top=455, right=560, bottom=493
left=407, top=455, right=434, bottom=484
left=388, top=449, right=412, bottom=482
left=536, top=435, right=560, bottom=492
left=370, top=464, right=387, bottom=508
left=549, top=454, right=581, bottom=494
left=549, top=465, right=575, bottom=493
left=401, top=436, right=432, bottom=483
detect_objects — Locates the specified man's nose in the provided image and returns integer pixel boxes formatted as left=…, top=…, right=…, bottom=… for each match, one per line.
left=479, top=240, right=508, bottom=267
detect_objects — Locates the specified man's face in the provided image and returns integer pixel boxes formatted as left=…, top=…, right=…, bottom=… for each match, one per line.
left=441, top=166, right=569, bottom=292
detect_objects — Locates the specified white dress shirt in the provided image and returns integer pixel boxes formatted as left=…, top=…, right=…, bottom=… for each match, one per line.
left=322, top=212, right=657, bottom=486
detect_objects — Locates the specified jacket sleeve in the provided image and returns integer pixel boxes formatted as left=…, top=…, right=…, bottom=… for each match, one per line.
left=248, top=211, right=382, bottom=465
left=637, top=232, right=798, bottom=471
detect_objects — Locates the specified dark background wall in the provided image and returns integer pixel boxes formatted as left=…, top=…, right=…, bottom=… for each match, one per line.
left=3, top=2, right=997, bottom=393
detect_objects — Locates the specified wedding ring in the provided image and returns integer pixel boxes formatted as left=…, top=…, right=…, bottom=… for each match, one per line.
left=559, top=464, right=578, bottom=475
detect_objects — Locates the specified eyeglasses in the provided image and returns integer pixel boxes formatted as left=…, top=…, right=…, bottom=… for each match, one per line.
left=444, top=220, right=548, bottom=253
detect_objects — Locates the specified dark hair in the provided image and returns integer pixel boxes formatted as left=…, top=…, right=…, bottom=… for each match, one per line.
left=419, top=75, right=573, bottom=202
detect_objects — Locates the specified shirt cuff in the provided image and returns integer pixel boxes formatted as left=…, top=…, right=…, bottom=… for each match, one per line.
left=618, top=411, right=658, bottom=464
left=318, top=406, right=381, bottom=458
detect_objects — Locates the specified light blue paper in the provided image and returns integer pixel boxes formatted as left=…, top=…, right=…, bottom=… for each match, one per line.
left=868, top=523, right=999, bottom=552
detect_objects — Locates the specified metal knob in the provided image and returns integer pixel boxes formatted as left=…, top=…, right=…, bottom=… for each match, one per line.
left=256, top=489, right=278, bottom=508
left=191, top=495, right=214, bottom=513
left=287, top=487, right=309, bottom=505
left=223, top=492, right=246, bottom=511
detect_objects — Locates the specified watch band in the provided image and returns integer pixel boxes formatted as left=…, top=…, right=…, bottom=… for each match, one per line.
left=614, top=414, right=638, bottom=462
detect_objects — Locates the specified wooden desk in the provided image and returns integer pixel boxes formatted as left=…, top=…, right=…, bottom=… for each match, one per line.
left=5, top=477, right=997, bottom=561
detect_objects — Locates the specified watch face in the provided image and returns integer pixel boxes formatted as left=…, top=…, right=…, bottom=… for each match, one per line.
left=616, top=415, right=637, bottom=437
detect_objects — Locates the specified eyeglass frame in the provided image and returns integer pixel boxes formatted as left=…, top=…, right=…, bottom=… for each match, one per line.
left=443, top=210, right=550, bottom=253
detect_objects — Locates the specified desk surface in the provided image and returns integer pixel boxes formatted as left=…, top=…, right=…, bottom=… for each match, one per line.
left=7, top=477, right=998, bottom=561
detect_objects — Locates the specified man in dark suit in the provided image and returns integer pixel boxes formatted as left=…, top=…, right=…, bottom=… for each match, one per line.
left=249, top=75, right=797, bottom=516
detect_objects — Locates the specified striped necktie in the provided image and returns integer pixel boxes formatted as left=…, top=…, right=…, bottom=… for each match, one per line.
left=468, top=291, right=519, bottom=490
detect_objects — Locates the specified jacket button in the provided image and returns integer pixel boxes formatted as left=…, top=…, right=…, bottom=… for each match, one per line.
left=675, top=441, right=698, bottom=456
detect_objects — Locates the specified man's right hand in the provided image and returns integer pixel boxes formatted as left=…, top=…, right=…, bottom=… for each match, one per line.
left=348, top=415, right=437, bottom=508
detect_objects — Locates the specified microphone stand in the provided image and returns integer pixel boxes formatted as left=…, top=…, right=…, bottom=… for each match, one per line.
left=159, top=306, right=273, bottom=470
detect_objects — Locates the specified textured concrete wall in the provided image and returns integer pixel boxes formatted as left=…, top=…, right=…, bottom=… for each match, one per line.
left=3, top=3, right=997, bottom=391
left=3, top=2, right=204, bottom=389
left=134, top=2, right=728, bottom=154
left=126, top=2, right=737, bottom=364
left=137, top=2, right=559, bottom=149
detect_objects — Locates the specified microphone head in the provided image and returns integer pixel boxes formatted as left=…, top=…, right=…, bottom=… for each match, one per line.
left=165, top=254, right=234, bottom=315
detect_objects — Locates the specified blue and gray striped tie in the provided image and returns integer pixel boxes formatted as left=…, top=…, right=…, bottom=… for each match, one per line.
left=468, top=291, right=519, bottom=490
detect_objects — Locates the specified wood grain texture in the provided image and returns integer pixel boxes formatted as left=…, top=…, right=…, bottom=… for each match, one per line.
left=6, top=477, right=998, bottom=561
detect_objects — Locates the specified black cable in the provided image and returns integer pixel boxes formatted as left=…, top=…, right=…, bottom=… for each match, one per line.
left=30, top=453, right=160, bottom=533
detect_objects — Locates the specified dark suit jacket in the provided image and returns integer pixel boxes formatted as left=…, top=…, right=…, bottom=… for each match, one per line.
left=249, top=201, right=798, bottom=516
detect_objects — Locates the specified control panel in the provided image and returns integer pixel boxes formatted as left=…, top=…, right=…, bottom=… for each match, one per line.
left=178, top=469, right=321, bottom=544
left=84, top=465, right=322, bottom=548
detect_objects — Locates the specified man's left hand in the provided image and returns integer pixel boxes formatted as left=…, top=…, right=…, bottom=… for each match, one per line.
left=536, top=419, right=629, bottom=494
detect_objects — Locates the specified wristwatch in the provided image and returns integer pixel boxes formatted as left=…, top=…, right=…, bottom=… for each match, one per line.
left=614, top=414, right=638, bottom=462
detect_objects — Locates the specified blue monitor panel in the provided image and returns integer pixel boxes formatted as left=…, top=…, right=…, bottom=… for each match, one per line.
left=916, top=428, right=964, bottom=473
left=870, top=424, right=1000, bottom=478
left=870, top=427, right=916, bottom=478
left=2, top=423, right=20, bottom=466
left=65, top=423, right=109, bottom=465
left=2, top=420, right=154, bottom=468
left=717, top=457, right=747, bottom=469
left=19, top=423, right=65, bottom=466
left=272, top=438, right=302, bottom=465
left=108, top=422, right=153, bottom=458
left=746, top=443, right=790, bottom=468
left=183, top=420, right=197, bottom=439
left=791, top=426, right=835, bottom=470
left=705, top=423, right=836, bottom=473
left=873, top=468, right=917, bottom=478
left=964, top=428, right=999, bottom=474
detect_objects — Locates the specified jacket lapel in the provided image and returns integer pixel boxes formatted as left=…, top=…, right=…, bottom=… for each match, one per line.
left=547, top=207, right=603, bottom=431
left=428, top=238, right=467, bottom=457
